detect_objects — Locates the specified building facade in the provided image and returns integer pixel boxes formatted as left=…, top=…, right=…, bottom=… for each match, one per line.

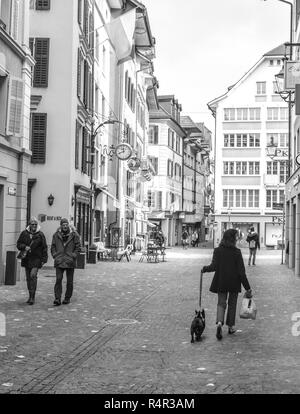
left=0, top=0, right=33, bottom=283
left=181, top=116, right=212, bottom=242
left=208, top=45, right=288, bottom=248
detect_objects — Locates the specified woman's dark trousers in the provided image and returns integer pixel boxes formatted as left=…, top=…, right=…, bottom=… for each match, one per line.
left=25, top=268, right=38, bottom=300
left=217, top=292, right=238, bottom=327
left=54, top=268, right=74, bottom=301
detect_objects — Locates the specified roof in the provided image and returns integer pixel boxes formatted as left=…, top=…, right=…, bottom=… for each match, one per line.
left=263, top=43, right=286, bottom=57
left=208, top=43, right=286, bottom=110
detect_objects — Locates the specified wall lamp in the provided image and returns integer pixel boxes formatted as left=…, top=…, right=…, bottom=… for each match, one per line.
left=266, top=140, right=289, bottom=159
left=48, top=194, right=54, bottom=206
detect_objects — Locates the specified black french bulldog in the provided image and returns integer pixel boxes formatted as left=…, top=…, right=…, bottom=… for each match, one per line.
left=190, top=309, right=205, bottom=343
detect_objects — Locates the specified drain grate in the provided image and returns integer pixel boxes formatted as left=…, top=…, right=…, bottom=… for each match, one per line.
left=105, top=319, right=140, bottom=325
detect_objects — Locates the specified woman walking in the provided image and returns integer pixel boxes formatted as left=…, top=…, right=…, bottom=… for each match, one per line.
left=202, top=229, right=252, bottom=340
left=17, top=217, right=48, bottom=305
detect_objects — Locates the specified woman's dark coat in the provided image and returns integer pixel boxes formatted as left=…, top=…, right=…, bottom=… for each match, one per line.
left=51, top=228, right=81, bottom=268
left=203, top=246, right=251, bottom=293
left=17, top=226, right=48, bottom=269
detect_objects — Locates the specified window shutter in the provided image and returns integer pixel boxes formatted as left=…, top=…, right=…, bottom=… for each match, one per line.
left=154, top=125, right=158, bottom=144
left=33, top=38, right=50, bottom=87
left=84, top=0, right=89, bottom=39
left=75, top=121, right=80, bottom=169
left=36, top=0, right=50, bottom=10
left=31, top=113, right=47, bottom=164
left=6, top=77, right=24, bottom=136
left=77, top=49, right=82, bottom=98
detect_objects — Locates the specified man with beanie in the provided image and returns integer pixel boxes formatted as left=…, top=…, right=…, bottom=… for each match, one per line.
left=17, top=217, right=48, bottom=305
left=51, top=218, right=81, bottom=306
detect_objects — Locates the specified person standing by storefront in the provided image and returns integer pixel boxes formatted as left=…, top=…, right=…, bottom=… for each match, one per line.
left=246, top=227, right=260, bottom=266
left=17, top=217, right=48, bottom=305
left=51, top=219, right=81, bottom=306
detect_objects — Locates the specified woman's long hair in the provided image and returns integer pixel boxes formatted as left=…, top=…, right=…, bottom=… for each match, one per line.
left=219, top=229, right=238, bottom=248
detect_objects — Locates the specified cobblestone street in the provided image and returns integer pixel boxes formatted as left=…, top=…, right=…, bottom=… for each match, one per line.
left=0, top=247, right=300, bottom=394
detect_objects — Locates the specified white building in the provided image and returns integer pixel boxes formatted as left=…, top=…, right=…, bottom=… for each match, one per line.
left=0, top=0, right=34, bottom=283
left=208, top=45, right=288, bottom=248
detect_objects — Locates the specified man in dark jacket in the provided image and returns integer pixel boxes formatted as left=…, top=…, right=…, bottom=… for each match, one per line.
left=51, top=218, right=81, bottom=306
left=17, top=217, right=48, bottom=305
left=246, top=227, right=260, bottom=266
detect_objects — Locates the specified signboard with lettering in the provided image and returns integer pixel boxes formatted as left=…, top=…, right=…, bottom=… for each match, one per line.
left=284, top=61, right=300, bottom=90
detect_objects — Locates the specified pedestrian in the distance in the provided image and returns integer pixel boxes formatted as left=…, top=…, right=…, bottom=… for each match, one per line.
left=51, top=218, right=81, bottom=306
left=16, top=217, right=48, bottom=305
left=246, top=226, right=260, bottom=266
left=202, top=229, right=252, bottom=340
left=191, top=231, right=198, bottom=247
left=181, top=229, right=189, bottom=249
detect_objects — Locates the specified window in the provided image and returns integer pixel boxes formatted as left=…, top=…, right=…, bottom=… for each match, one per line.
left=36, top=0, right=50, bottom=10
left=249, top=108, right=260, bottom=120
left=254, top=190, right=259, bottom=208
left=224, top=134, right=229, bottom=147
left=229, top=134, right=235, bottom=147
left=279, top=133, right=288, bottom=147
left=236, top=162, right=241, bottom=175
left=224, top=108, right=235, bottom=121
left=241, top=190, right=247, bottom=207
left=249, top=162, right=254, bottom=175
left=148, top=191, right=155, bottom=208
left=236, top=190, right=241, bottom=207
left=149, top=125, right=158, bottom=144
left=256, top=82, right=266, bottom=95
left=249, top=190, right=254, bottom=207
left=279, top=161, right=288, bottom=183
left=255, top=162, right=260, bottom=175
left=236, top=134, right=241, bottom=147
left=168, top=129, right=174, bottom=148
left=229, top=162, right=234, bottom=175
left=31, top=38, right=50, bottom=87
left=237, top=108, right=248, bottom=121
left=75, top=121, right=80, bottom=169
left=223, top=190, right=228, bottom=207
left=167, top=159, right=173, bottom=177
left=242, top=162, right=247, bottom=175
left=267, top=107, right=287, bottom=121
left=149, top=157, right=158, bottom=175
left=228, top=190, right=234, bottom=207
left=224, top=162, right=229, bottom=175
left=31, top=113, right=47, bottom=164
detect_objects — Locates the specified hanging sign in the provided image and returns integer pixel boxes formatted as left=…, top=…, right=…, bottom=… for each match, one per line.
left=284, top=61, right=300, bottom=90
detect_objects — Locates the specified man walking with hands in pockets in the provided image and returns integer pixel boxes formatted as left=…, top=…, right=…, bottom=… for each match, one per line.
left=51, top=219, right=81, bottom=306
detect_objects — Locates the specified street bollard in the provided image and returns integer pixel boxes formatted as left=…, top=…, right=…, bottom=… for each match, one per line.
left=5, top=251, right=17, bottom=285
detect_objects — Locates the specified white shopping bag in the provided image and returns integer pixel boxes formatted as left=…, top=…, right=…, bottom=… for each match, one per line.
left=240, top=296, right=257, bottom=320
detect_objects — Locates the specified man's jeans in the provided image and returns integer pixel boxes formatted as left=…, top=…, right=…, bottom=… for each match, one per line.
left=217, top=292, right=238, bottom=327
left=248, top=248, right=257, bottom=265
left=25, top=268, right=38, bottom=297
left=54, top=268, right=75, bottom=300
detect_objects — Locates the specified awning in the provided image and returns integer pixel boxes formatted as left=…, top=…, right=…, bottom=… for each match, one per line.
left=97, top=188, right=120, bottom=209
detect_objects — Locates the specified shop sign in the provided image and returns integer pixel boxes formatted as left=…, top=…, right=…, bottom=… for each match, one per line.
left=179, top=212, right=185, bottom=220
left=76, top=187, right=91, bottom=204
left=284, top=61, right=300, bottom=90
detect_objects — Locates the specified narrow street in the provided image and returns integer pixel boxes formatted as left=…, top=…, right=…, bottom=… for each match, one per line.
left=0, top=247, right=300, bottom=395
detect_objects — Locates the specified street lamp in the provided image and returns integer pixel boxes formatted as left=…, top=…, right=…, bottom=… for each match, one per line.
left=89, top=119, right=123, bottom=247
left=266, top=137, right=289, bottom=159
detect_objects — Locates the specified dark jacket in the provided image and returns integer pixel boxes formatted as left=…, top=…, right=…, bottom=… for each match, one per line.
left=17, top=226, right=48, bottom=269
left=246, top=232, right=260, bottom=249
left=203, top=246, right=251, bottom=293
left=51, top=227, right=81, bottom=268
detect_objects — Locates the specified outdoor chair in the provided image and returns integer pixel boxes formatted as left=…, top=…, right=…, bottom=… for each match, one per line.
left=117, top=244, right=133, bottom=262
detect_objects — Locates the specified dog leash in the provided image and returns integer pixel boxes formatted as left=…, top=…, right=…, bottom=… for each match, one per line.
left=199, top=269, right=203, bottom=309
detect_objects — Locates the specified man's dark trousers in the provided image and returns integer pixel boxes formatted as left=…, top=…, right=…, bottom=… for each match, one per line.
left=54, top=268, right=74, bottom=300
